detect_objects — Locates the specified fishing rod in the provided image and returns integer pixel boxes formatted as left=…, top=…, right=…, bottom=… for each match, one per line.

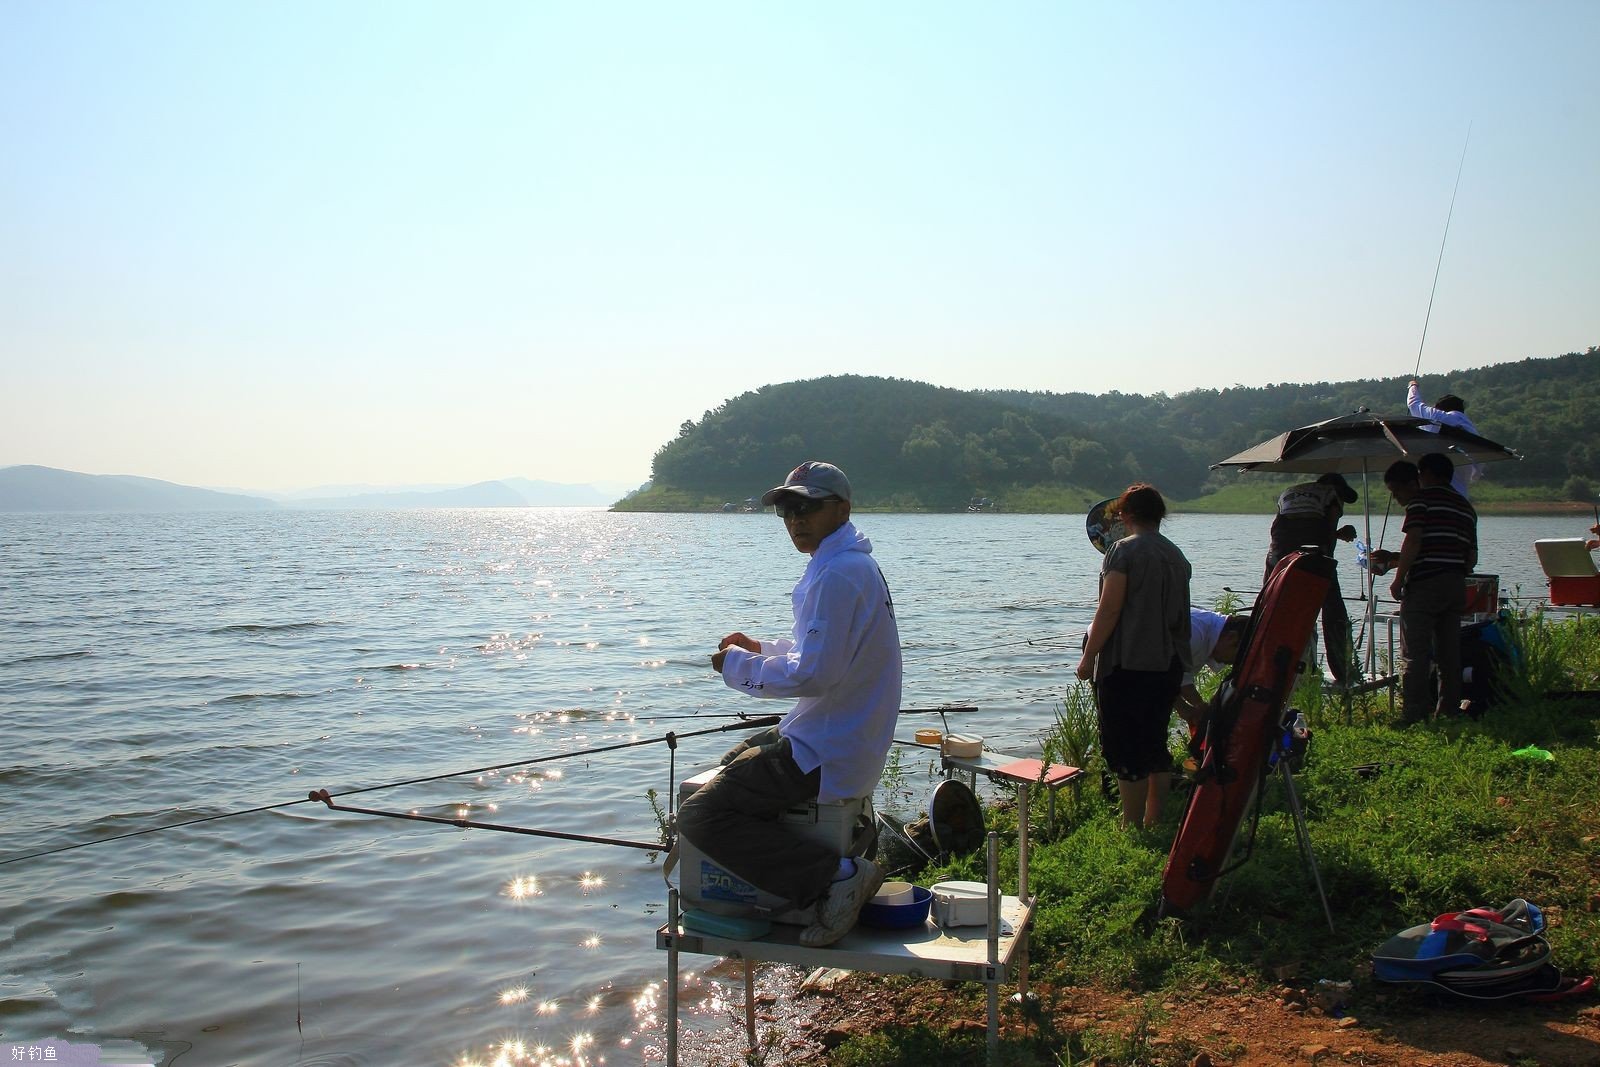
left=0, top=716, right=779, bottom=869
left=314, top=715, right=780, bottom=800
left=308, top=791, right=664, bottom=852
left=1413, top=124, right=1472, bottom=378
left=584, top=709, right=792, bottom=724
left=1221, top=586, right=1370, bottom=604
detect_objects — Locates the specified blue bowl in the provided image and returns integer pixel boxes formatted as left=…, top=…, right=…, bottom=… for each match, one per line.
left=858, top=884, right=933, bottom=929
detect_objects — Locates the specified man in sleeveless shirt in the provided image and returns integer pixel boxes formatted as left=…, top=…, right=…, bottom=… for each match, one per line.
left=1264, top=472, right=1359, bottom=685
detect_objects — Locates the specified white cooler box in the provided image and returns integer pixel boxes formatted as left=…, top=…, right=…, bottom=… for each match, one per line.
left=676, top=765, right=873, bottom=924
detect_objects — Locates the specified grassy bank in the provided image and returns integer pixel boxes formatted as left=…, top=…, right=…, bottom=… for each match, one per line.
left=827, top=610, right=1600, bottom=1066
left=614, top=481, right=1596, bottom=515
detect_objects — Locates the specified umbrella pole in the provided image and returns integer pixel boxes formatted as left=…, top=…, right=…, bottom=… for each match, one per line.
left=1362, top=462, right=1378, bottom=706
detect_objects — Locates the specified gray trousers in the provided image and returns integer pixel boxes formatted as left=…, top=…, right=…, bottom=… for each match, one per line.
left=675, top=727, right=837, bottom=909
left=1268, top=552, right=1354, bottom=682
left=1399, top=570, right=1466, bottom=722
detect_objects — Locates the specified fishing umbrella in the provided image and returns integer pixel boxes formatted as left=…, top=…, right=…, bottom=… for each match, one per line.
left=1212, top=408, right=1521, bottom=677
left=1212, top=409, right=1520, bottom=478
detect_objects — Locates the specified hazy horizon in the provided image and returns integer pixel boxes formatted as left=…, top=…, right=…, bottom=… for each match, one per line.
left=0, top=463, right=641, bottom=500
left=4, top=1, right=1596, bottom=490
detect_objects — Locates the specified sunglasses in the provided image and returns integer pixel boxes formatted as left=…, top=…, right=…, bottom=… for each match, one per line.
left=774, top=495, right=838, bottom=520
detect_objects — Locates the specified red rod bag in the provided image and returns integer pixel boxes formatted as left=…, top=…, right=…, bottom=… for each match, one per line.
left=1159, top=548, right=1336, bottom=917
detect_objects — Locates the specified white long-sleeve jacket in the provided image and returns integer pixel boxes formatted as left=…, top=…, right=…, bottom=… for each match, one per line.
left=719, top=521, right=902, bottom=802
left=1407, top=382, right=1484, bottom=495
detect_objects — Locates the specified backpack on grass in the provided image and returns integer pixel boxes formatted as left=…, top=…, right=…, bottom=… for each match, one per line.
left=1372, top=899, right=1592, bottom=1001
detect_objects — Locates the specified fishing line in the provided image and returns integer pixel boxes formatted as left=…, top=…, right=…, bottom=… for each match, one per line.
left=1413, top=124, right=1472, bottom=378
left=907, top=632, right=1085, bottom=662
left=0, top=716, right=778, bottom=868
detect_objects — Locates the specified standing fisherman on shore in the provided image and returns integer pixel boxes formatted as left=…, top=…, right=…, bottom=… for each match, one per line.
left=1376, top=454, right=1478, bottom=723
left=1407, top=380, right=1484, bottom=496
left=1263, top=473, right=1361, bottom=686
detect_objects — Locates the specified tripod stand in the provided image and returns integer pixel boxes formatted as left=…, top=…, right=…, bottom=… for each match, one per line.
left=1265, top=713, right=1336, bottom=934
left=1215, top=710, right=1336, bottom=934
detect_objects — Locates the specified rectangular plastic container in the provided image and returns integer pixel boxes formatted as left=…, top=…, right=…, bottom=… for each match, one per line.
left=1549, top=575, right=1600, bottom=607
left=677, top=765, right=869, bottom=923
left=930, top=880, right=992, bottom=928
left=1464, top=573, right=1499, bottom=615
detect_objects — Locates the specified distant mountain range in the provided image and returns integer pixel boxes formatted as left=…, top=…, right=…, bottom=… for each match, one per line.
left=0, top=466, right=634, bottom=512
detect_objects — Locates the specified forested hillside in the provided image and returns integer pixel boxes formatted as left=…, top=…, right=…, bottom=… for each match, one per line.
left=625, top=348, right=1599, bottom=510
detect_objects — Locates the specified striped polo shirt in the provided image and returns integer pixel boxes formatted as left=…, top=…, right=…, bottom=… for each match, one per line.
left=1402, top=485, right=1478, bottom=581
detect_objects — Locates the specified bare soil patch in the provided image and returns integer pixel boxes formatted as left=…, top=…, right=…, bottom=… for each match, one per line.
left=766, top=969, right=1600, bottom=1066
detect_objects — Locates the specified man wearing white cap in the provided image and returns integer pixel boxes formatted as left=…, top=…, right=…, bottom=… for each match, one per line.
left=677, top=461, right=902, bottom=947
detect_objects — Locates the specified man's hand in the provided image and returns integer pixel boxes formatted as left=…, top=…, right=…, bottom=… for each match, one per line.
left=1175, top=685, right=1205, bottom=727
left=1336, top=524, right=1357, bottom=542
left=719, top=632, right=760, bottom=653
left=1390, top=577, right=1405, bottom=600
left=1075, top=657, right=1094, bottom=681
left=711, top=632, right=761, bottom=674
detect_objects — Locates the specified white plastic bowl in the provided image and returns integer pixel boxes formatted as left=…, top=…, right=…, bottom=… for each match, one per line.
left=872, top=880, right=915, bottom=906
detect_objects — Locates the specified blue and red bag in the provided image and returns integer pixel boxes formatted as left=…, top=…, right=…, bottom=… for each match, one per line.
left=1372, top=899, right=1593, bottom=1001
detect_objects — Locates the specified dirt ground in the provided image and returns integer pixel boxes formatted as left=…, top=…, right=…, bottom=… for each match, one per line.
left=673, top=962, right=1600, bottom=1066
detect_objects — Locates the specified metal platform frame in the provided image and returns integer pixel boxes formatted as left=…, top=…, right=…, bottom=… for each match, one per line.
left=659, top=746, right=1076, bottom=1067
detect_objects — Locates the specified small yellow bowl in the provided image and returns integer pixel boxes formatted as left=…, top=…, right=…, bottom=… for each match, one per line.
left=914, top=728, right=942, bottom=746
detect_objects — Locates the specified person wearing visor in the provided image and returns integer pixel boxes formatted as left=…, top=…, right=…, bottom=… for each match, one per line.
left=1264, top=472, right=1360, bottom=686
left=676, top=461, right=902, bottom=947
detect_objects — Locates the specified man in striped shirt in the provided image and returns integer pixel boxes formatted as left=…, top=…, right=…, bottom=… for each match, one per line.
left=1381, top=453, right=1479, bottom=723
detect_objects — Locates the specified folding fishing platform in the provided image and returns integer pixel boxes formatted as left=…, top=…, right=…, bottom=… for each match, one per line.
left=658, top=745, right=1078, bottom=1066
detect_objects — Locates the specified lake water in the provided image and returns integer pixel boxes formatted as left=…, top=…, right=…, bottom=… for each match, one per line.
left=0, top=508, right=1578, bottom=1065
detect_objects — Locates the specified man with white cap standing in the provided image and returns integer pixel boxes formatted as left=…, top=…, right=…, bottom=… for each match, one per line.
left=677, top=460, right=902, bottom=947
left=1264, top=472, right=1360, bottom=685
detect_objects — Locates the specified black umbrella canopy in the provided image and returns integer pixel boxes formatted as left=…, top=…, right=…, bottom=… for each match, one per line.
left=1212, top=410, right=1520, bottom=476
left=1212, top=410, right=1519, bottom=683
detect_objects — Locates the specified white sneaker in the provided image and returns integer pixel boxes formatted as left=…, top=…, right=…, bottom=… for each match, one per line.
left=799, top=858, right=884, bottom=947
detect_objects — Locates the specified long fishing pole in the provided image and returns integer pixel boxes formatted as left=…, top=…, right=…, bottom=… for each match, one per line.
left=0, top=715, right=779, bottom=868
left=308, top=791, right=664, bottom=852
left=1413, top=124, right=1472, bottom=378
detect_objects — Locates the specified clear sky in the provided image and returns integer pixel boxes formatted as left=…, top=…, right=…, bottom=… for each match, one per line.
left=3, top=1, right=1595, bottom=491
